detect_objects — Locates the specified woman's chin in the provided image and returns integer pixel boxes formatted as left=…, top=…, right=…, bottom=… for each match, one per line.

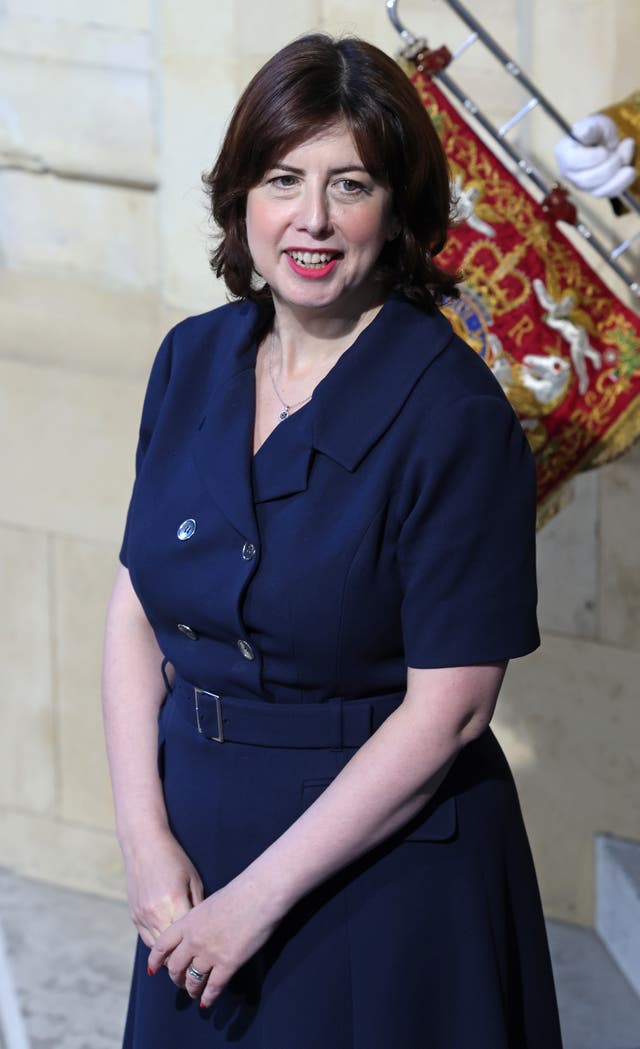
left=271, top=279, right=380, bottom=318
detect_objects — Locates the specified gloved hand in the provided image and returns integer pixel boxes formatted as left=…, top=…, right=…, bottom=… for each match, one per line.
left=554, top=113, right=636, bottom=197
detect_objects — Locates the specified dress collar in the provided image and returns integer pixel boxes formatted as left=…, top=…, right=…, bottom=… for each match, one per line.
left=310, top=296, right=454, bottom=470
left=191, top=296, right=454, bottom=534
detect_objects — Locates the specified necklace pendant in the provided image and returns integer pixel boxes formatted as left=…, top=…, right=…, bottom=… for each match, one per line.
left=278, top=407, right=289, bottom=421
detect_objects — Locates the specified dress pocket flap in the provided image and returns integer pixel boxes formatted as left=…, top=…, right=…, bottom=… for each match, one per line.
left=401, top=794, right=457, bottom=842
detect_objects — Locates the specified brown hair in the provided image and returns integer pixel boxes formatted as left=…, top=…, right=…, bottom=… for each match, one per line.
left=203, top=33, right=460, bottom=311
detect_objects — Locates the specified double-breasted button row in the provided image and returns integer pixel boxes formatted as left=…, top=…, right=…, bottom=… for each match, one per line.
left=177, top=624, right=255, bottom=661
left=175, top=522, right=256, bottom=657
left=178, top=524, right=257, bottom=566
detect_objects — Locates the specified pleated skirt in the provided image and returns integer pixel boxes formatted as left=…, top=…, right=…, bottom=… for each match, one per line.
left=122, top=685, right=563, bottom=1048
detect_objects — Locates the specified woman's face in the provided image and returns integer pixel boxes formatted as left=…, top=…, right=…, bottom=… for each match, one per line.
left=245, top=122, right=397, bottom=317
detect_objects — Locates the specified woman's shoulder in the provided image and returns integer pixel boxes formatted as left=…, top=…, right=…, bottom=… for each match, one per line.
left=168, top=298, right=262, bottom=361
left=427, top=323, right=507, bottom=407
left=391, top=300, right=530, bottom=471
left=147, top=298, right=266, bottom=400
left=389, top=297, right=513, bottom=416
left=135, top=299, right=265, bottom=434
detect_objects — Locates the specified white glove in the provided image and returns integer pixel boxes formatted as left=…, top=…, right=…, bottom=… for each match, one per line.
left=554, top=113, right=636, bottom=197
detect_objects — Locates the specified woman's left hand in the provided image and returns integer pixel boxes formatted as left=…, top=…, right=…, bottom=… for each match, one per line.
left=147, top=872, right=284, bottom=1008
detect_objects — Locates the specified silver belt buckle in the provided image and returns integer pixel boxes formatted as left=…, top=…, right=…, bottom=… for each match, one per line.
left=194, top=687, right=224, bottom=742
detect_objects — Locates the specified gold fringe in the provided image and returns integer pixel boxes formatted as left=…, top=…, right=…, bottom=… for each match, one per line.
left=580, top=394, right=640, bottom=468
left=536, top=483, right=574, bottom=530
left=537, top=396, right=640, bottom=529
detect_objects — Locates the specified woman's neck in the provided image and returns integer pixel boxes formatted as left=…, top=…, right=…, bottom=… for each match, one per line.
left=270, top=298, right=385, bottom=378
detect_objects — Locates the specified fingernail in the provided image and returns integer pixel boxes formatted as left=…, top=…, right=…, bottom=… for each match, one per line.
left=199, top=1001, right=207, bottom=1010
left=147, top=966, right=155, bottom=976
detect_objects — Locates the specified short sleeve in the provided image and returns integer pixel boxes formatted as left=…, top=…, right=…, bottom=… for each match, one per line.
left=397, top=394, right=540, bottom=667
left=119, top=329, right=174, bottom=567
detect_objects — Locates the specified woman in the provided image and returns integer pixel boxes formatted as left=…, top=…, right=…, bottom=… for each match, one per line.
left=103, top=33, right=563, bottom=1049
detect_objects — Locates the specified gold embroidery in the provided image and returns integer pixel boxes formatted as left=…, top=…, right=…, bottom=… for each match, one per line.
left=410, top=71, right=640, bottom=526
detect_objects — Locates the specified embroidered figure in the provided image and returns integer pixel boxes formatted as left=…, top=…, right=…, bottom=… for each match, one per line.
left=532, top=278, right=602, bottom=395
left=488, top=333, right=571, bottom=452
left=450, top=175, right=497, bottom=238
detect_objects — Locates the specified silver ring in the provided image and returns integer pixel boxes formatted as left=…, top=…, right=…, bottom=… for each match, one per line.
left=187, top=963, right=207, bottom=982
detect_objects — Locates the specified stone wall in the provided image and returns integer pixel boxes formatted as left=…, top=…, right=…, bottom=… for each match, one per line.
left=1, top=0, right=638, bottom=924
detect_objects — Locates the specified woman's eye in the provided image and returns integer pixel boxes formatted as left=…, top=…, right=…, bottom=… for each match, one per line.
left=269, top=174, right=298, bottom=188
left=335, top=178, right=367, bottom=195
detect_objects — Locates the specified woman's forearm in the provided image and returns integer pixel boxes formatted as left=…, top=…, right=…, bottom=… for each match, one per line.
left=102, top=565, right=171, bottom=852
left=240, top=663, right=505, bottom=918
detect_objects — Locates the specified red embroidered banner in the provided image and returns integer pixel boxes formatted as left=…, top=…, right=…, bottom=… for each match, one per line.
left=412, top=71, right=640, bottom=523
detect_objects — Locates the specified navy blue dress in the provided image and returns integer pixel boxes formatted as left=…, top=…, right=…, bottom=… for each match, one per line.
left=119, top=295, right=563, bottom=1048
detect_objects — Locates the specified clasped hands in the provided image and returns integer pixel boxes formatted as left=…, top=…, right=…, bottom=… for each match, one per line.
left=148, top=874, right=282, bottom=1009
left=124, top=829, right=284, bottom=1010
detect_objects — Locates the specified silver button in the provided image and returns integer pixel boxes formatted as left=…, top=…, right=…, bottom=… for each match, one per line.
left=177, top=623, right=199, bottom=640
left=177, top=518, right=197, bottom=541
left=237, top=639, right=255, bottom=660
left=241, top=541, right=256, bottom=561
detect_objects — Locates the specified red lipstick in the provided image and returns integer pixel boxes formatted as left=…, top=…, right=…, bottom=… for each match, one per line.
left=285, top=253, right=340, bottom=280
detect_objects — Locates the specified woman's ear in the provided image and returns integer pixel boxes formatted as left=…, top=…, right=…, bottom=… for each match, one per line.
left=387, top=216, right=402, bottom=241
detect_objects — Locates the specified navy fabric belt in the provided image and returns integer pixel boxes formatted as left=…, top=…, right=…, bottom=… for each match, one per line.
left=167, top=675, right=405, bottom=749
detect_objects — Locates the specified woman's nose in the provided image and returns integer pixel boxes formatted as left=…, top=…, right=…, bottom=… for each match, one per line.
left=294, top=186, right=333, bottom=237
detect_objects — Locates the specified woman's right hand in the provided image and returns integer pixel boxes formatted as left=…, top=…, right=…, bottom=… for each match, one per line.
left=122, top=827, right=204, bottom=948
left=102, top=568, right=204, bottom=948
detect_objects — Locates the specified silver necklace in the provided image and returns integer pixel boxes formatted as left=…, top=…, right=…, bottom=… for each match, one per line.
left=268, top=331, right=314, bottom=422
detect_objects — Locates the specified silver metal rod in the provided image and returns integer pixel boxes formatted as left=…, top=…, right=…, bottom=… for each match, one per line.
left=385, top=0, right=418, bottom=46
left=436, top=69, right=547, bottom=195
left=610, top=229, right=640, bottom=261
left=451, top=31, right=478, bottom=61
left=435, top=69, right=640, bottom=296
left=386, top=0, right=640, bottom=284
left=439, top=0, right=640, bottom=219
left=440, top=0, right=574, bottom=134
left=620, top=189, right=640, bottom=218
left=498, top=97, right=539, bottom=137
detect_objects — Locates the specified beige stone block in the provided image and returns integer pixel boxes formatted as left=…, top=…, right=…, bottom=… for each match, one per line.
left=320, top=0, right=388, bottom=39
left=160, top=3, right=235, bottom=62
left=0, top=55, right=156, bottom=184
left=0, top=170, right=158, bottom=289
left=155, top=7, right=247, bottom=308
left=612, top=0, right=640, bottom=100
left=0, top=809, right=126, bottom=899
left=0, top=13, right=150, bottom=69
left=156, top=3, right=244, bottom=310
left=0, top=270, right=185, bottom=381
left=532, top=2, right=617, bottom=121
left=0, top=359, right=144, bottom=543
left=600, top=441, right=640, bottom=649
left=158, top=68, right=233, bottom=311
left=537, top=472, right=599, bottom=639
left=0, top=527, right=56, bottom=814
left=53, top=536, right=120, bottom=830
left=232, top=0, right=322, bottom=53
left=494, top=633, right=640, bottom=924
left=4, top=0, right=150, bottom=33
